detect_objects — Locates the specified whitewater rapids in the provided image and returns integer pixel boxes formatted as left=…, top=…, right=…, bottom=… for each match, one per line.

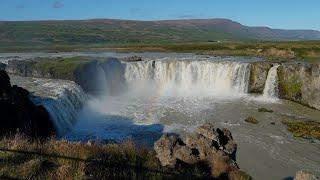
left=8, top=54, right=320, bottom=180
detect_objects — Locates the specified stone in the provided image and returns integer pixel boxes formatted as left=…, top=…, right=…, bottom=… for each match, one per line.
left=173, top=145, right=199, bottom=164
left=258, top=107, right=274, bottom=113
left=196, top=123, right=220, bottom=142
left=121, top=56, right=143, bottom=62
left=245, top=116, right=259, bottom=124
left=249, top=62, right=272, bottom=93
left=154, top=134, right=180, bottom=167
left=0, top=70, right=55, bottom=138
left=186, top=133, right=217, bottom=160
left=154, top=123, right=242, bottom=178
left=278, top=62, right=320, bottom=110
left=294, top=170, right=319, bottom=180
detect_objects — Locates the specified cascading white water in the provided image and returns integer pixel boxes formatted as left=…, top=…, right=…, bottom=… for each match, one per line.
left=124, top=60, right=251, bottom=95
left=263, top=65, right=280, bottom=98
left=31, top=80, right=88, bottom=136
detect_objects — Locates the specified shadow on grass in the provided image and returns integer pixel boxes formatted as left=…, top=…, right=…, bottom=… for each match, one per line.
left=0, top=147, right=211, bottom=179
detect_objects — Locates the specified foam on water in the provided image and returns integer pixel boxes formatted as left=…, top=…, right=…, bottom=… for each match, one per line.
left=7, top=55, right=320, bottom=179
left=124, top=60, right=251, bottom=96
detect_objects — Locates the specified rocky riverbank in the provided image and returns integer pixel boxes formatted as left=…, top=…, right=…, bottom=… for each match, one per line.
left=0, top=70, right=54, bottom=138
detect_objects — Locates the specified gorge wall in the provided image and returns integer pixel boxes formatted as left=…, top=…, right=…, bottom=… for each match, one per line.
left=0, top=70, right=55, bottom=137
left=4, top=58, right=320, bottom=110
left=278, top=63, right=320, bottom=110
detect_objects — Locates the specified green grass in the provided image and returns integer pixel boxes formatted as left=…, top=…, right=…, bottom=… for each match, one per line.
left=4, top=41, right=319, bottom=61
left=0, top=20, right=320, bottom=61
left=32, top=57, right=90, bottom=79
left=278, top=70, right=303, bottom=99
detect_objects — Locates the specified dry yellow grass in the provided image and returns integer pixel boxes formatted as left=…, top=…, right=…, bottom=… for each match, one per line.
left=0, top=134, right=215, bottom=179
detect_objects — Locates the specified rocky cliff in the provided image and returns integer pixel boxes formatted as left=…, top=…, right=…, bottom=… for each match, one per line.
left=248, top=61, right=320, bottom=110
left=0, top=70, right=55, bottom=137
left=5, top=58, right=320, bottom=110
left=278, top=62, right=320, bottom=110
left=249, top=62, right=272, bottom=93
left=6, top=58, right=127, bottom=95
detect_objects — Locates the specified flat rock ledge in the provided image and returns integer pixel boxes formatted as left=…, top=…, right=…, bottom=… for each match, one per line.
left=154, top=123, right=250, bottom=179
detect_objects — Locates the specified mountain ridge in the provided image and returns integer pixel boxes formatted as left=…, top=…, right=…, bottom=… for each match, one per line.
left=1, top=18, right=320, bottom=46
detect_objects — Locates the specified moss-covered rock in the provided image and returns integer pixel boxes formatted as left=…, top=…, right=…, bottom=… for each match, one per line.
left=282, top=120, right=320, bottom=140
left=277, top=62, right=320, bottom=110
left=245, top=117, right=259, bottom=124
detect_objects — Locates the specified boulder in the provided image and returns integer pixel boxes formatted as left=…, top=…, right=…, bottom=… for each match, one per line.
left=294, top=170, right=319, bottom=180
left=154, top=123, right=242, bottom=178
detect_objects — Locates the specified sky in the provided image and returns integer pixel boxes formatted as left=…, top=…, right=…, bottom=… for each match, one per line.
left=0, top=0, right=320, bottom=30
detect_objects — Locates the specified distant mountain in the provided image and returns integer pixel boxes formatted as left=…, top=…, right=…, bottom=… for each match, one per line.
left=0, top=18, right=319, bottom=46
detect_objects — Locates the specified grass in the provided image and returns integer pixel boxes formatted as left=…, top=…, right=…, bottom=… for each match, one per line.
left=31, top=57, right=91, bottom=80
left=0, top=134, right=221, bottom=179
left=278, top=69, right=303, bottom=99
left=282, top=120, right=320, bottom=140
left=2, top=41, right=320, bottom=62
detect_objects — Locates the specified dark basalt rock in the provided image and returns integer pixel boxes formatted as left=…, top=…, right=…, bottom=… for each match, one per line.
left=0, top=62, right=6, bottom=71
left=0, top=70, right=55, bottom=138
left=121, top=56, right=143, bottom=62
left=154, top=123, right=248, bottom=178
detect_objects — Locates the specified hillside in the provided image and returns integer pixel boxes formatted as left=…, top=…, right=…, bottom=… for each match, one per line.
left=1, top=18, right=320, bottom=49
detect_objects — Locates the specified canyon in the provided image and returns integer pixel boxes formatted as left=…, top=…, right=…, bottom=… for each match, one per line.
left=1, top=53, right=320, bottom=179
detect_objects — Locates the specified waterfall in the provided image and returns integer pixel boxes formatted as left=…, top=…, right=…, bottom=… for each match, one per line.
left=31, top=81, right=88, bottom=136
left=263, top=65, right=280, bottom=98
left=123, top=60, right=251, bottom=95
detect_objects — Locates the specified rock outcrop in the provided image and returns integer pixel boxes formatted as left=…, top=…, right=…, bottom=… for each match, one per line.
left=6, top=58, right=127, bottom=95
left=73, top=58, right=127, bottom=95
left=278, top=62, right=320, bottom=110
left=294, top=170, right=319, bottom=180
left=0, top=70, right=55, bottom=138
left=5, top=60, right=40, bottom=77
left=5, top=58, right=320, bottom=110
left=121, top=56, right=143, bottom=62
left=249, top=62, right=272, bottom=93
left=154, top=123, right=250, bottom=179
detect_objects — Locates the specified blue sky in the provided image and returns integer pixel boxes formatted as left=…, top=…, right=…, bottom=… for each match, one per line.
left=1, top=0, right=320, bottom=30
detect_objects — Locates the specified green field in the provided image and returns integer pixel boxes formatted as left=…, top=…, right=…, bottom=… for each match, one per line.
left=1, top=19, right=320, bottom=61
